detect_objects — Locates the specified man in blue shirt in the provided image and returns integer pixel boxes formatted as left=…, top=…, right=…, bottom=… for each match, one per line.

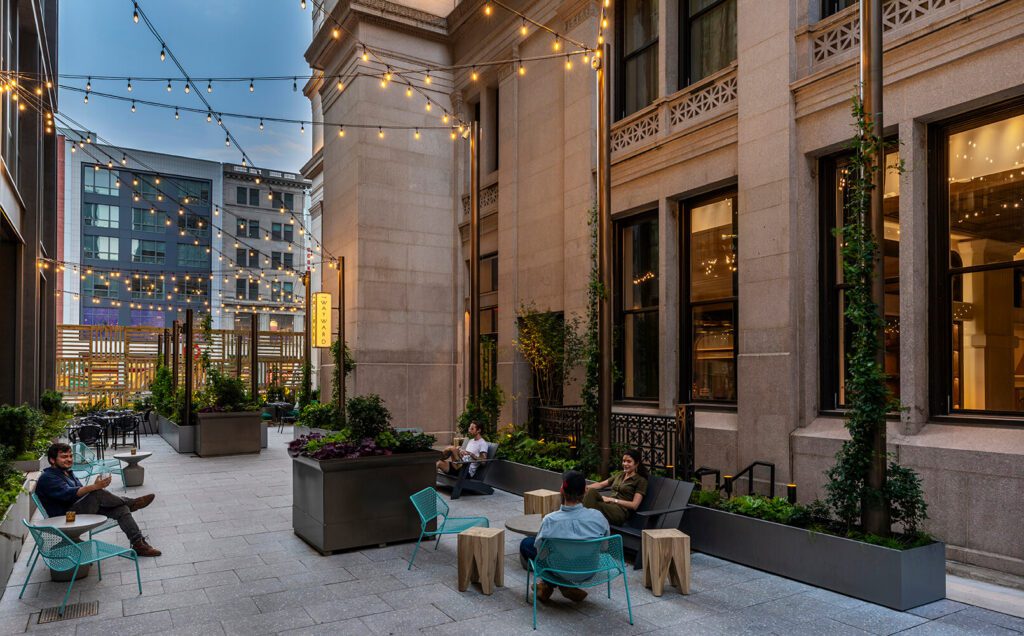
left=36, top=443, right=162, bottom=557
left=520, top=470, right=609, bottom=603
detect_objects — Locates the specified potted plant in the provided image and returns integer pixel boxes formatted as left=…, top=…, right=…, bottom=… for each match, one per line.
left=194, top=369, right=262, bottom=457
left=289, top=394, right=437, bottom=554
left=293, top=402, right=342, bottom=438
left=151, top=363, right=196, bottom=453
left=0, top=448, right=32, bottom=593
left=0, top=405, right=43, bottom=473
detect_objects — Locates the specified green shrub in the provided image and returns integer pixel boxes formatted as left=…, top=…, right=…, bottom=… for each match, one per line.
left=346, top=394, right=391, bottom=440
left=150, top=364, right=175, bottom=418
left=204, top=369, right=252, bottom=411
left=39, top=390, right=67, bottom=415
left=496, top=427, right=580, bottom=473
left=298, top=402, right=342, bottom=431
left=0, top=405, right=42, bottom=459
left=0, top=447, right=25, bottom=520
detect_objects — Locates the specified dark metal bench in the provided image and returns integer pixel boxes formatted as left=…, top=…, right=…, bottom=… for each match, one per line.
left=435, top=441, right=499, bottom=500
left=607, top=475, right=694, bottom=569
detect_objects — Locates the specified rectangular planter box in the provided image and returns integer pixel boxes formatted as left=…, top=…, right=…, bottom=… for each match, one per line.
left=13, top=456, right=43, bottom=474
left=196, top=411, right=262, bottom=457
left=0, top=482, right=31, bottom=601
left=158, top=414, right=195, bottom=454
left=292, top=451, right=439, bottom=554
left=483, top=460, right=564, bottom=496
left=682, top=505, right=946, bottom=610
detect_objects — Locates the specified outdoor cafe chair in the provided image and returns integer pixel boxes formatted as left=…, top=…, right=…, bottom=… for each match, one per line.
left=19, top=520, right=141, bottom=616
left=526, top=535, right=633, bottom=630
left=407, top=487, right=489, bottom=569
left=72, top=422, right=106, bottom=458
left=26, top=491, right=118, bottom=567
left=72, top=442, right=126, bottom=490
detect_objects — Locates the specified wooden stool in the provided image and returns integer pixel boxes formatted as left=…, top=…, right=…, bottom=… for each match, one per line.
left=457, top=527, right=504, bottom=595
left=523, top=489, right=561, bottom=517
left=641, top=529, right=690, bottom=596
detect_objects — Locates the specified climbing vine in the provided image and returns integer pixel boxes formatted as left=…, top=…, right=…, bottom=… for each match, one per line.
left=578, top=202, right=602, bottom=476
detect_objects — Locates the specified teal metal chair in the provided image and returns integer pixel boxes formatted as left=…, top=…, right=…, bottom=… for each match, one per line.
left=407, top=487, right=488, bottom=569
left=26, top=491, right=118, bottom=567
left=19, top=520, right=141, bottom=616
left=526, top=535, right=633, bottom=630
left=73, top=442, right=125, bottom=489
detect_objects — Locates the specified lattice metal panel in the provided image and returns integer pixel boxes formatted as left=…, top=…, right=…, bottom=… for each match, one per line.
left=611, top=412, right=678, bottom=472
left=812, top=0, right=954, bottom=65
left=535, top=405, right=584, bottom=446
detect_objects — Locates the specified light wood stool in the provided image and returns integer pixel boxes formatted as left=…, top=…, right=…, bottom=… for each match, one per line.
left=641, top=529, right=690, bottom=596
left=523, top=489, right=561, bottom=517
left=457, top=527, right=505, bottom=595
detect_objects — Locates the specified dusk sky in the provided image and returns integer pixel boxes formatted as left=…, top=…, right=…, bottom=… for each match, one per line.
left=59, top=0, right=314, bottom=173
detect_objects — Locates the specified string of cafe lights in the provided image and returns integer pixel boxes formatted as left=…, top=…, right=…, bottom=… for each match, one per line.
left=128, top=1, right=335, bottom=262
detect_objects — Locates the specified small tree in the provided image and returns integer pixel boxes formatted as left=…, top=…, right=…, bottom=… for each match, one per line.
left=825, top=95, right=927, bottom=537
left=514, top=304, right=584, bottom=406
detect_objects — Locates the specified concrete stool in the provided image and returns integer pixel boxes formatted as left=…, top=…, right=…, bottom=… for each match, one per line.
left=523, top=489, right=561, bottom=517
left=457, top=527, right=504, bottom=595
left=641, top=529, right=690, bottom=596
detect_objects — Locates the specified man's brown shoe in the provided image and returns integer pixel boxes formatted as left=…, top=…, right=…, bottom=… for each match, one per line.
left=132, top=539, right=161, bottom=557
left=559, top=586, right=588, bottom=603
left=129, top=494, right=155, bottom=512
left=535, top=581, right=554, bottom=603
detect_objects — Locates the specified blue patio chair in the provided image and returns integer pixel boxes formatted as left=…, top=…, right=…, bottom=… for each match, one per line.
left=526, top=535, right=633, bottom=630
left=19, top=520, right=141, bottom=616
left=407, top=487, right=488, bottom=569
left=73, top=442, right=125, bottom=489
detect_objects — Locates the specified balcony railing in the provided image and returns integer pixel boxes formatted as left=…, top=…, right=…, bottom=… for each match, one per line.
left=610, top=64, right=738, bottom=162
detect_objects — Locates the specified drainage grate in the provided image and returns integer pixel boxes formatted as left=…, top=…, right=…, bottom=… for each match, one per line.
left=38, top=601, right=98, bottom=624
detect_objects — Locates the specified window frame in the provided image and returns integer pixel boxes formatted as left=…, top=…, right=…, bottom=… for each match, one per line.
left=84, top=235, right=118, bottom=261
left=680, top=189, right=738, bottom=405
left=614, top=0, right=660, bottom=120
left=132, top=207, right=165, bottom=233
left=928, top=99, right=1024, bottom=419
left=677, top=0, right=736, bottom=89
left=83, top=203, right=119, bottom=229
left=130, top=239, right=164, bottom=264
left=614, top=209, right=660, bottom=402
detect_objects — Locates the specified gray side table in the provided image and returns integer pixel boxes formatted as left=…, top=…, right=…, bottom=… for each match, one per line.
left=113, top=451, right=153, bottom=487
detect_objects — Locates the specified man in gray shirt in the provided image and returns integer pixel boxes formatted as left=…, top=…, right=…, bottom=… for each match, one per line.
left=520, top=470, right=609, bottom=602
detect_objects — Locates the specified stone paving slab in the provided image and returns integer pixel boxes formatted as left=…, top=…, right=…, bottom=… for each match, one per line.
left=1, top=429, right=1021, bottom=635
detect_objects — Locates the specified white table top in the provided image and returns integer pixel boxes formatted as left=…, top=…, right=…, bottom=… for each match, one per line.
left=113, top=452, right=152, bottom=461
left=37, top=514, right=108, bottom=535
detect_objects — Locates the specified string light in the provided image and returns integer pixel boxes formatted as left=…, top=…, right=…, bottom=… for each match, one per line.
left=175, top=107, right=179, bottom=119
left=183, top=82, right=190, bottom=93
left=338, top=125, right=345, bottom=137
left=127, top=78, right=132, bottom=92
left=565, top=56, right=572, bottom=71
left=207, top=111, right=212, bottom=122
left=424, top=71, right=432, bottom=85
left=484, top=2, right=492, bottom=15
left=518, top=61, right=525, bottom=75
left=132, top=2, right=139, bottom=23
left=259, top=118, right=264, bottom=131
left=300, top=123, right=305, bottom=134
left=160, top=45, right=166, bottom=62
left=414, top=128, right=420, bottom=140
left=405, top=85, right=413, bottom=97
left=471, top=68, right=478, bottom=81
left=521, top=19, right=528, bottom=36
left=378, top=127, right=384, bottom=139
left=207, top=80, right=213, bottom=92
left=131, top=100, right=136, bottom=113
left=166, top=79, right=171, bottom=92
left=553, top=36, right=561, bottom=52
left=300, top=0, right=306, bottom=8
left=86, top=77, right=91, bottom=91
left=337, top=79, right=344, bottom=91
left=362, top=47, right=369, bottom=62
left=249, top=79, right=254, bottom=92
left=225, top=135, right=230, bottom=147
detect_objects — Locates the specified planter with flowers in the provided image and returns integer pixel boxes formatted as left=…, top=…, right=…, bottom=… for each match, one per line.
left=289, top=394, right=438, bottom=554
left=194, top=370, right=262, bottom=457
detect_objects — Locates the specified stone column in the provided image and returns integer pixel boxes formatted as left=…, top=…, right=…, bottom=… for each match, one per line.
left=899, top=120, right=929, bottom=434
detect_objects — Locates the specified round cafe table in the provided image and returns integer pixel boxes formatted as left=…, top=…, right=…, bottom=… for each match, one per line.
left=36, top=514, right=108, bottom=581
left=504, top=514, right=543, bottom=537
left=113, top=451, right=153, bottom=487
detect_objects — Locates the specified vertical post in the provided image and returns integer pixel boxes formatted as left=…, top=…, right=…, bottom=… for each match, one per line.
left=235, top=333, right=243, bottom=379
left=303, top=270, right=312, bottom=401
left=184, top=309, right=193, bottom=426
left=860, top=0, right=890, bottom=535
left=162, top=329, right=170, bottom=367
left=249, top=313, right=259, bottom=399
left=597, top=43, right=613, bottom=476
left=469, top=121, right=481, bottom=400
left=171, top=320, right=179, bottom=391
left=337, top=257, right=346, bottom=416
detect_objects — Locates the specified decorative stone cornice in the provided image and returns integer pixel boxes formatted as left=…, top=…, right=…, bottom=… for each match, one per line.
left=564, top=1, right=597, bottom=33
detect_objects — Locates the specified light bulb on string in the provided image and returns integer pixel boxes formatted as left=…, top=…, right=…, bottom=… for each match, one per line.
left=175, top=107, right=179, bottom=120
left=86, top=77, right=91, bottom=91
left=293, top=77, right=298, bottom=92
left=207, top=111, right=212, bottom=122
left=166, top=79, right=172, bottom=92
left=565, top=56, right=572, bottom=71
left=484, top=2, right=492, bottom=15
left=598, top=34, right=604, bottom=44
left=442, top=112, right=449, bottom=124
left=414, top=128, right=420, bottom=140
left=249, top=79, right=255, bottom=92
left=225, top=136, right=230, bottom=147
left=184, top=82, right=190, bottom=94
left=518, top=61, right=525, bottom=75
left=602, top=16, right=608, bottom=28
left=300, top=123, right=305, bottom=135
left=127, top=78, right=132, bottom=92
left=207, top=80, right=212, bottom=92
left=121, top=154, right=127, bottom=165
left=332, top=27, right=340, bottom=39
left=259, top=118, right=264, bottom=131
left=160, top=45, right=166, bottom=61
left=300, top=0, right=306, bottom=8
left=471, top=67, right=478, bottom=81
left=425, top=99, right=432, bottom=112
left=83, top=94, right=88, bottom=104
left=217, top=115, right=222, bottom=126
left=554, top=36, right=561, bottom=52
left=338, top=125, right=345, bottom=137
left=424, top=71, right=432, bottom=85
left=133, top=2, right=139, bottom=23
left=337, top=79, right=344, bottom=91
left=130, top=100, right=136, bottom=113
left=378, top=127, right=384, bottom=139
left=520, top=19, right=528, bottom=36
left=405, top=85, right=413, bottom=98
left=362, top=47, right=369, bottom=62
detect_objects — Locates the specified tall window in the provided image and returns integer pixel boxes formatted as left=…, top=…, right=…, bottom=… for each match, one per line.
left=821, top=0, right=856, bottom=18
left=84, top=167, right=118, bottom=195
left=130, top=277, right=164, bottom=299
left=178, top=278, right=210, bottom=302
left=616, top=212, right=659, bottom=400
left=177, top=244, right=206, bottom=268
left=83, top=203, right=118, bottom=229
left=616, top=0, right=659, bottom=119
left=680, top=0, right=736, bottom=87
left=936, top=106, right=1024, bottom=414
left=235, top=279, right=259, bottom=300
left=684, top=193, right=737, bottom=402
left=271, top=222, right=282, bottom=241
left=82, top=274, right=113, bottom=298
left=821, top=150, right=901, bottom=409
left=131, top=239, right=164, bottom=264
left=236, top=187, right=248, bottom=205
left=248, top=220, right=260, bottom=238
left=284, top=224, right=294, bottom=243
left=84, top=235, right=118, bottom=261
left=132, top=208, right=165, bottom=233
left=177, top=213, right=208, bottom=237
left=480, top=253, right=499, bottom=388
left=237, top=248, right=258, bottom=268
left=272, top=192, right=295, bottom=211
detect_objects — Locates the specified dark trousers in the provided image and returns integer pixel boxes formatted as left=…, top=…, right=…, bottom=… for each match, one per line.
left=520, top=536, right=537, bottom=563
left=71, top=490, right=142, bottom=544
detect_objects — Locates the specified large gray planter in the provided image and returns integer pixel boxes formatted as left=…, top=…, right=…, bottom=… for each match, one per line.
left=483, top=460, right=564, bottom=496
left=292, top=451, right=440, bottom=554
left=0, top=482, right=31, bottom=601
left=682, top=505, right=945, bottom=610
left=13, top=455, right=43, bottom=474
left=196, top=411, right=262, bottom=457
left=157, top=414, right=195, bottom=454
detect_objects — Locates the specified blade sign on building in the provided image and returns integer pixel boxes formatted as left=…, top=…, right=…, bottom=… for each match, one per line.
left=311, top=292, right=332, bottom=347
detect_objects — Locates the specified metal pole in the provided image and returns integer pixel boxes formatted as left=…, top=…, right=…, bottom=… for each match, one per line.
left=235, top=333, right=243, bottom=379
left=469, top=121, right=481, bottom=400
left=171, top=320, right=179, bottom=391
left=337, top=257, right=346, bottom=416
left=184, top=309, right=193, bottom=426
left=303, top=270, right=312, bottom=401
left=162, top=329, right=170, bottom=367
left=860, top=0, right=890, bottom=535
left=249, top=313, right=259, bottom=399
left=597, top=43, right=613, bottom=476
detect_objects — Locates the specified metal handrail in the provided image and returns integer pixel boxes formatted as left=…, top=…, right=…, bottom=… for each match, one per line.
left=723, top=461, right=776, bottom=498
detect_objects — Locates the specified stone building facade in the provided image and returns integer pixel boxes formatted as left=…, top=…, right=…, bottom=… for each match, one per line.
left=307, top=0, right=1024, bottom=576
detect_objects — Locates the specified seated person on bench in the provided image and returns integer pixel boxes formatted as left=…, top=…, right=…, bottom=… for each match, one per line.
left=437, top=420, right=488, bottom=477
left=583, top=449, right=648, bottom=526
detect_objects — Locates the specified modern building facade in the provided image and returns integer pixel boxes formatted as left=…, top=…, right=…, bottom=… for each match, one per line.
left=307, top=0, right=1024, bottom=576
left=219, top=163, right=309, bottom=332
left=0, top=0, right=58, bottom=406
left=60, top=136, right=222, bottom=328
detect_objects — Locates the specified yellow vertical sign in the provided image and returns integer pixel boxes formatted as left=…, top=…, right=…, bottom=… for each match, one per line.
left=311, top=292, right=332, bottom=348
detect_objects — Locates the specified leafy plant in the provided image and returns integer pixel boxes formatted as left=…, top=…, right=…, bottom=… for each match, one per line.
left=689, top=487, right=723, bottom=508
left=297, top=402, right=342, bottom=431
left=150, top=363, right=175, bottom=419
left=39, top=390, right=68, bottom=415
left=346, top=394, right=391, bottom=440
left=514, top=304, right=585, bottom=407
left=73, top=396, right=110, bottom=416
left=497, top=426, right=580, bottom=473
left=0, top=405, right=42, bottom=459
left=288, top=433, right=390, bottom=461
left=825, top=95, right=927, bottom=537
left=579, top=203, right=602, bottom=475
left=0, top=447, right=26, bottom=520
left=329, top=339, right=355, bottom=418
left=298, top=361, right=312, bottom=408
left=200, top=368, right=254, bottom=412
left=265, top=381, right=285, bottom=403
left=457, top=384, right=504, bottom=436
